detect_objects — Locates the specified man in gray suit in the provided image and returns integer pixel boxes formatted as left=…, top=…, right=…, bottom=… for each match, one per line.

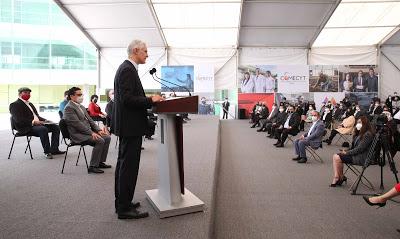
left=292, top=110, right=325, bottom=164
left=63, top=87, right=111, bottom=174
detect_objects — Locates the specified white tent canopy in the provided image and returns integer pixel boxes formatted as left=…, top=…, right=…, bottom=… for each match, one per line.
left=53, top=0, right=400, bottom=94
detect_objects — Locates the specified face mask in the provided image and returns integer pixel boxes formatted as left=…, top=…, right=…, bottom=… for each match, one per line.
left=93, top=98, right=98, bottom=103
left=312, top=116, right=318, bottom=122
left=356, top=123, right=362, bottom=131
left=21, top=93, right=30, bottom=101
left=279, top=108, right=284, bottom=112
left=77, top=96, right=84, bottom=104
left=375, top=104, right=379, bottom=107
left=356, top=108, right=360, bottom=111
left=110, top=95, right=114, bottom=101
left=325, top=109, right=329, bottom=113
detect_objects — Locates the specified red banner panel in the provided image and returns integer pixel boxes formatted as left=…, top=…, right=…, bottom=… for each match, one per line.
left=238, top=93, right=275, bottom=118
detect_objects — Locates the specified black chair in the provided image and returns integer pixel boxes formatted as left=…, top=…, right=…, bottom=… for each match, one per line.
left=59, top=119, right=92, bottom=174
left=8, top=117, right=37, bottom=159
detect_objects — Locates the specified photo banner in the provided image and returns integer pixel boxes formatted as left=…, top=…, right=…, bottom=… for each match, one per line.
left=276, top=65, right=309, bottom=93
left=314, top=92, right=345, bottom=111
left=238, top=93, right=275, bottom=118
left=161, top=65, right=194, bottom=92
left=194, top=64, right=215, bottom=93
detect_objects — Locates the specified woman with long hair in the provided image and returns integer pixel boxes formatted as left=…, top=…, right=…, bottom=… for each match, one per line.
left=330, top=116, right=374, bottom=187
left=241, top=72, right=254, bottom=93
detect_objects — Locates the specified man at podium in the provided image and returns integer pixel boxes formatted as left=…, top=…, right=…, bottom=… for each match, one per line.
left=112, top=39, right=163, bottom=219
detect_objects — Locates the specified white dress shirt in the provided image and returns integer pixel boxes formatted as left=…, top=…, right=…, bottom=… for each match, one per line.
left=20, top=97, right=40, bottom=122
left=307, top=121, right=317, bottom=137
left=127, top=59, right=138, bottom=71
left=284, top=113, right=292, bottom=128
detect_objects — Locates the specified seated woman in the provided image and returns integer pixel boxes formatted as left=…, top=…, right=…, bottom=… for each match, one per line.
left=324, top=114, right=355, bottom=145
left=363, top=183, right=400, bottom=208
left=88, top=94, right=107, bottom=125
left=330, top=116, right=374, bottom=187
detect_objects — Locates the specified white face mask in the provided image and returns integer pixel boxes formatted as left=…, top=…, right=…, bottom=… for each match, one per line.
left=279, top=108, right=284, bottom=112
left=355, top=123, right=362, bottom=131
left=77, top=96, right=84, bottom=104
left=309, top=107, right=313, bottom=110
left=312, top=116, right=318, bottom=122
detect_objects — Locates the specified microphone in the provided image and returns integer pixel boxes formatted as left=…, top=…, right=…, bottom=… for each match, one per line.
left=151, top=68, right=192, bottom=96
left=149, top=69, right=176, bottom=96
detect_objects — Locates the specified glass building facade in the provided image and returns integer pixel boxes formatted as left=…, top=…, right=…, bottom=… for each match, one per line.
left=0, top=0, right=97, bottom=112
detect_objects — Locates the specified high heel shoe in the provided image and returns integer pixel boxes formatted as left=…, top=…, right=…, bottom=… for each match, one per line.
left=330, top=178, right=343, bottom=187
left=362, top=196, right=386, bottom=208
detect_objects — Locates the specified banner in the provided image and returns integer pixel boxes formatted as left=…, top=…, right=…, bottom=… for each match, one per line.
left=194, top=64, right=214, bottom=93
left=161, top=65, right=194, bottom=92
left=276, top=65, right=309, bottom=93
left=238, top=93, right=275, bottom=118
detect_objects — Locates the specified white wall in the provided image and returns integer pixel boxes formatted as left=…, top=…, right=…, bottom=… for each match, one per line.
left=380, top=46, right=400, bottom=99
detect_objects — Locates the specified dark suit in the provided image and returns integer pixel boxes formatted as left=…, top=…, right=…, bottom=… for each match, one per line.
left=322, top=112, right=332, bottom=129
left=275, top=112, right=300, bottom=144
left=113, top=60, right=154, bottom=213
left=353, top=76, right=367, bottom=92
left=105, top=100, right=114, bottom=132
left=366, top=74, right=378, bottom=92
left=269, top=111, right=287, bottom=136
left=9, top=98, right=60, bottom=154
left=222, top=101, right=230, bottom=119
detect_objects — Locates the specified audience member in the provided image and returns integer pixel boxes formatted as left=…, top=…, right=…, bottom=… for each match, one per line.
left=251, top=102, right=269, bottom=128
left=292, top=110, right=325, bottom=163
left=88, top=94, right=107, bottom=125
left=64, top=87, right=111, bottom=174
left=324, top=114, right=355, bottom=145
left=330, top=116, right=374, bottom=187
left=105, top=90, right=114, bottom=131
left=9, top=87, right=64, bottom=159
left=322, top=107, right=333, bottom=129
left=274, top=105, right=300, bottom=147
left=59, top=90, right=69, bottom=118
left=267, top=105, right=287, bottom=138
left=363, top=183, right=400, bottom=208
left=258, top=103, right=278, bottom=132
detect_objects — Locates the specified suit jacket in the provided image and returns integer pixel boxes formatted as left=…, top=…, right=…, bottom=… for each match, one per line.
left=63, top=101, right=100, bottom=143
left=366, top=75, right=378, bottom=92
left=284, top=112, right=300, bottom=133
left=353, top=76, right=367, bottom=91
left=347, top=131, right=374, bottom=165
left=322, top=112, right=332, bottom=128
left=9, top=98, right=46, bottom=134
left=112, top=60, right=153, bottom=137
left=222, top=101, right=230, bottom=110
left=105, top=100, right=114, bottom=129
left=275, top=111, right=287, bottom=125
left=303, top=120, right=325, bottom=148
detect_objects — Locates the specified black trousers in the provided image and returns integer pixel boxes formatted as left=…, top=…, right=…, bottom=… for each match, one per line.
left=115, top=136, right=143, bottom=212
left=30, top=124, right=60, bottom=154
left=275, top=128, right=297, bottom=143
left=223, top=111, right=228, bottom=119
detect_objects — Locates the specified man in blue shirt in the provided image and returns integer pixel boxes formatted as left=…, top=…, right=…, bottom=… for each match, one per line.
left=59, top=90, right=69, bottom=118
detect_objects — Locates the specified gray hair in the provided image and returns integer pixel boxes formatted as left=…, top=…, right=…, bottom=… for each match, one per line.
left=312, top=110, right=320, bottom=117
left=127, top=40, right=146, bottom=56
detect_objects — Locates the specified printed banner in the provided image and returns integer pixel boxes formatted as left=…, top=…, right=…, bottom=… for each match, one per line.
left=276, top=65, right=309, bottom=93
left=161, top=65, right=194, bottom=93
left=194, top=64, right=214, bottom=93
left=313, top=92, right=345, bottom=111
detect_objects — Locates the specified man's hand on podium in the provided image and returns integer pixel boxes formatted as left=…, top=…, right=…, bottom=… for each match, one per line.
left=152, top=95, right=163, bottom=103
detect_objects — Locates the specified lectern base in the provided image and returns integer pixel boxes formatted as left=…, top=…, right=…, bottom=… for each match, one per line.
left=145, top=188, right=205, bottom=218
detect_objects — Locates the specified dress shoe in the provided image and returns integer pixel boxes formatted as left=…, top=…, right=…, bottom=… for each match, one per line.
left=330, top=177, right=345, bottom=187
left=256, top=129, right=263, bottom=132
left=141, top=147, right=144, bottom=150
left=145, top=136, right=154, bottom=140
left=292, top=156, right=301, bottom=161
left=88, top=166, right=104, bottom=174
left=250, top=125, right=255, bottom=128
left=98, top=162, right=112, bottom=169
left=267, top=135, right=274, bottom=138
left=52, top=150, right=66, bottom=155
left=115, top=201, right=141, bottom=213
left=118, top=208, right=149, bottom=220
left=297, top=158, right=307, bottom=163
left=275, top=143, right=284, bottom=148
left=45, top=153, right=53, bottom=159
left=362, top=196, right=386, bottom=208
left=273, top=141, right=281, bottom=146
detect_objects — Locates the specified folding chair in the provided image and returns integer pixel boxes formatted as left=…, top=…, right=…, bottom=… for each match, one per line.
left=335, top=132, right=352, bottom=146
left=59, top=119, right=92, bottom=174
left=8, top=117, right=37, bottom=159
left=306, top=144, right=323, bottom=163
left=344, top=163, right=375, bottom=191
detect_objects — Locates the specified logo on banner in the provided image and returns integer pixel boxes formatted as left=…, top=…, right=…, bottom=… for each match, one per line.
left=280, top=72, right=307, bottom=81
left=323, top=96, right=337, bottom=105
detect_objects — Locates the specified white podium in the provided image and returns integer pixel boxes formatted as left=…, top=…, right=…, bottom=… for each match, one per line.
left=145, top=96, right=205, bottom=218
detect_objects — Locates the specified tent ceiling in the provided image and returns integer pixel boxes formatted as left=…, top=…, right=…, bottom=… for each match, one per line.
left=239, top=0, right=339, bottom=47
left=54, top=0, right=400, bottom=49
left=55, top=0, right=165, bottom=48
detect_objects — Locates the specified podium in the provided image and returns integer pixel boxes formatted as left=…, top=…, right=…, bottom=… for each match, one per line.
left=145, top=96, right=205, bottom=218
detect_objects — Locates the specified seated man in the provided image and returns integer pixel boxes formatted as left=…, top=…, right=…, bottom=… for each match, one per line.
left=292, top=111, right=325, bottom=164
left=267, top=106, right=286, bottom=137
left=258, top=103, right=278, bottom=132
left=274, top=105, right=300, bottom=147
left=64, top=87, right=111, bottom=174
left=322, top=107, right=333, bottom=129
left=251, top=102, right=269, bottom=128
left=9, top=87, right=64, bottom=159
